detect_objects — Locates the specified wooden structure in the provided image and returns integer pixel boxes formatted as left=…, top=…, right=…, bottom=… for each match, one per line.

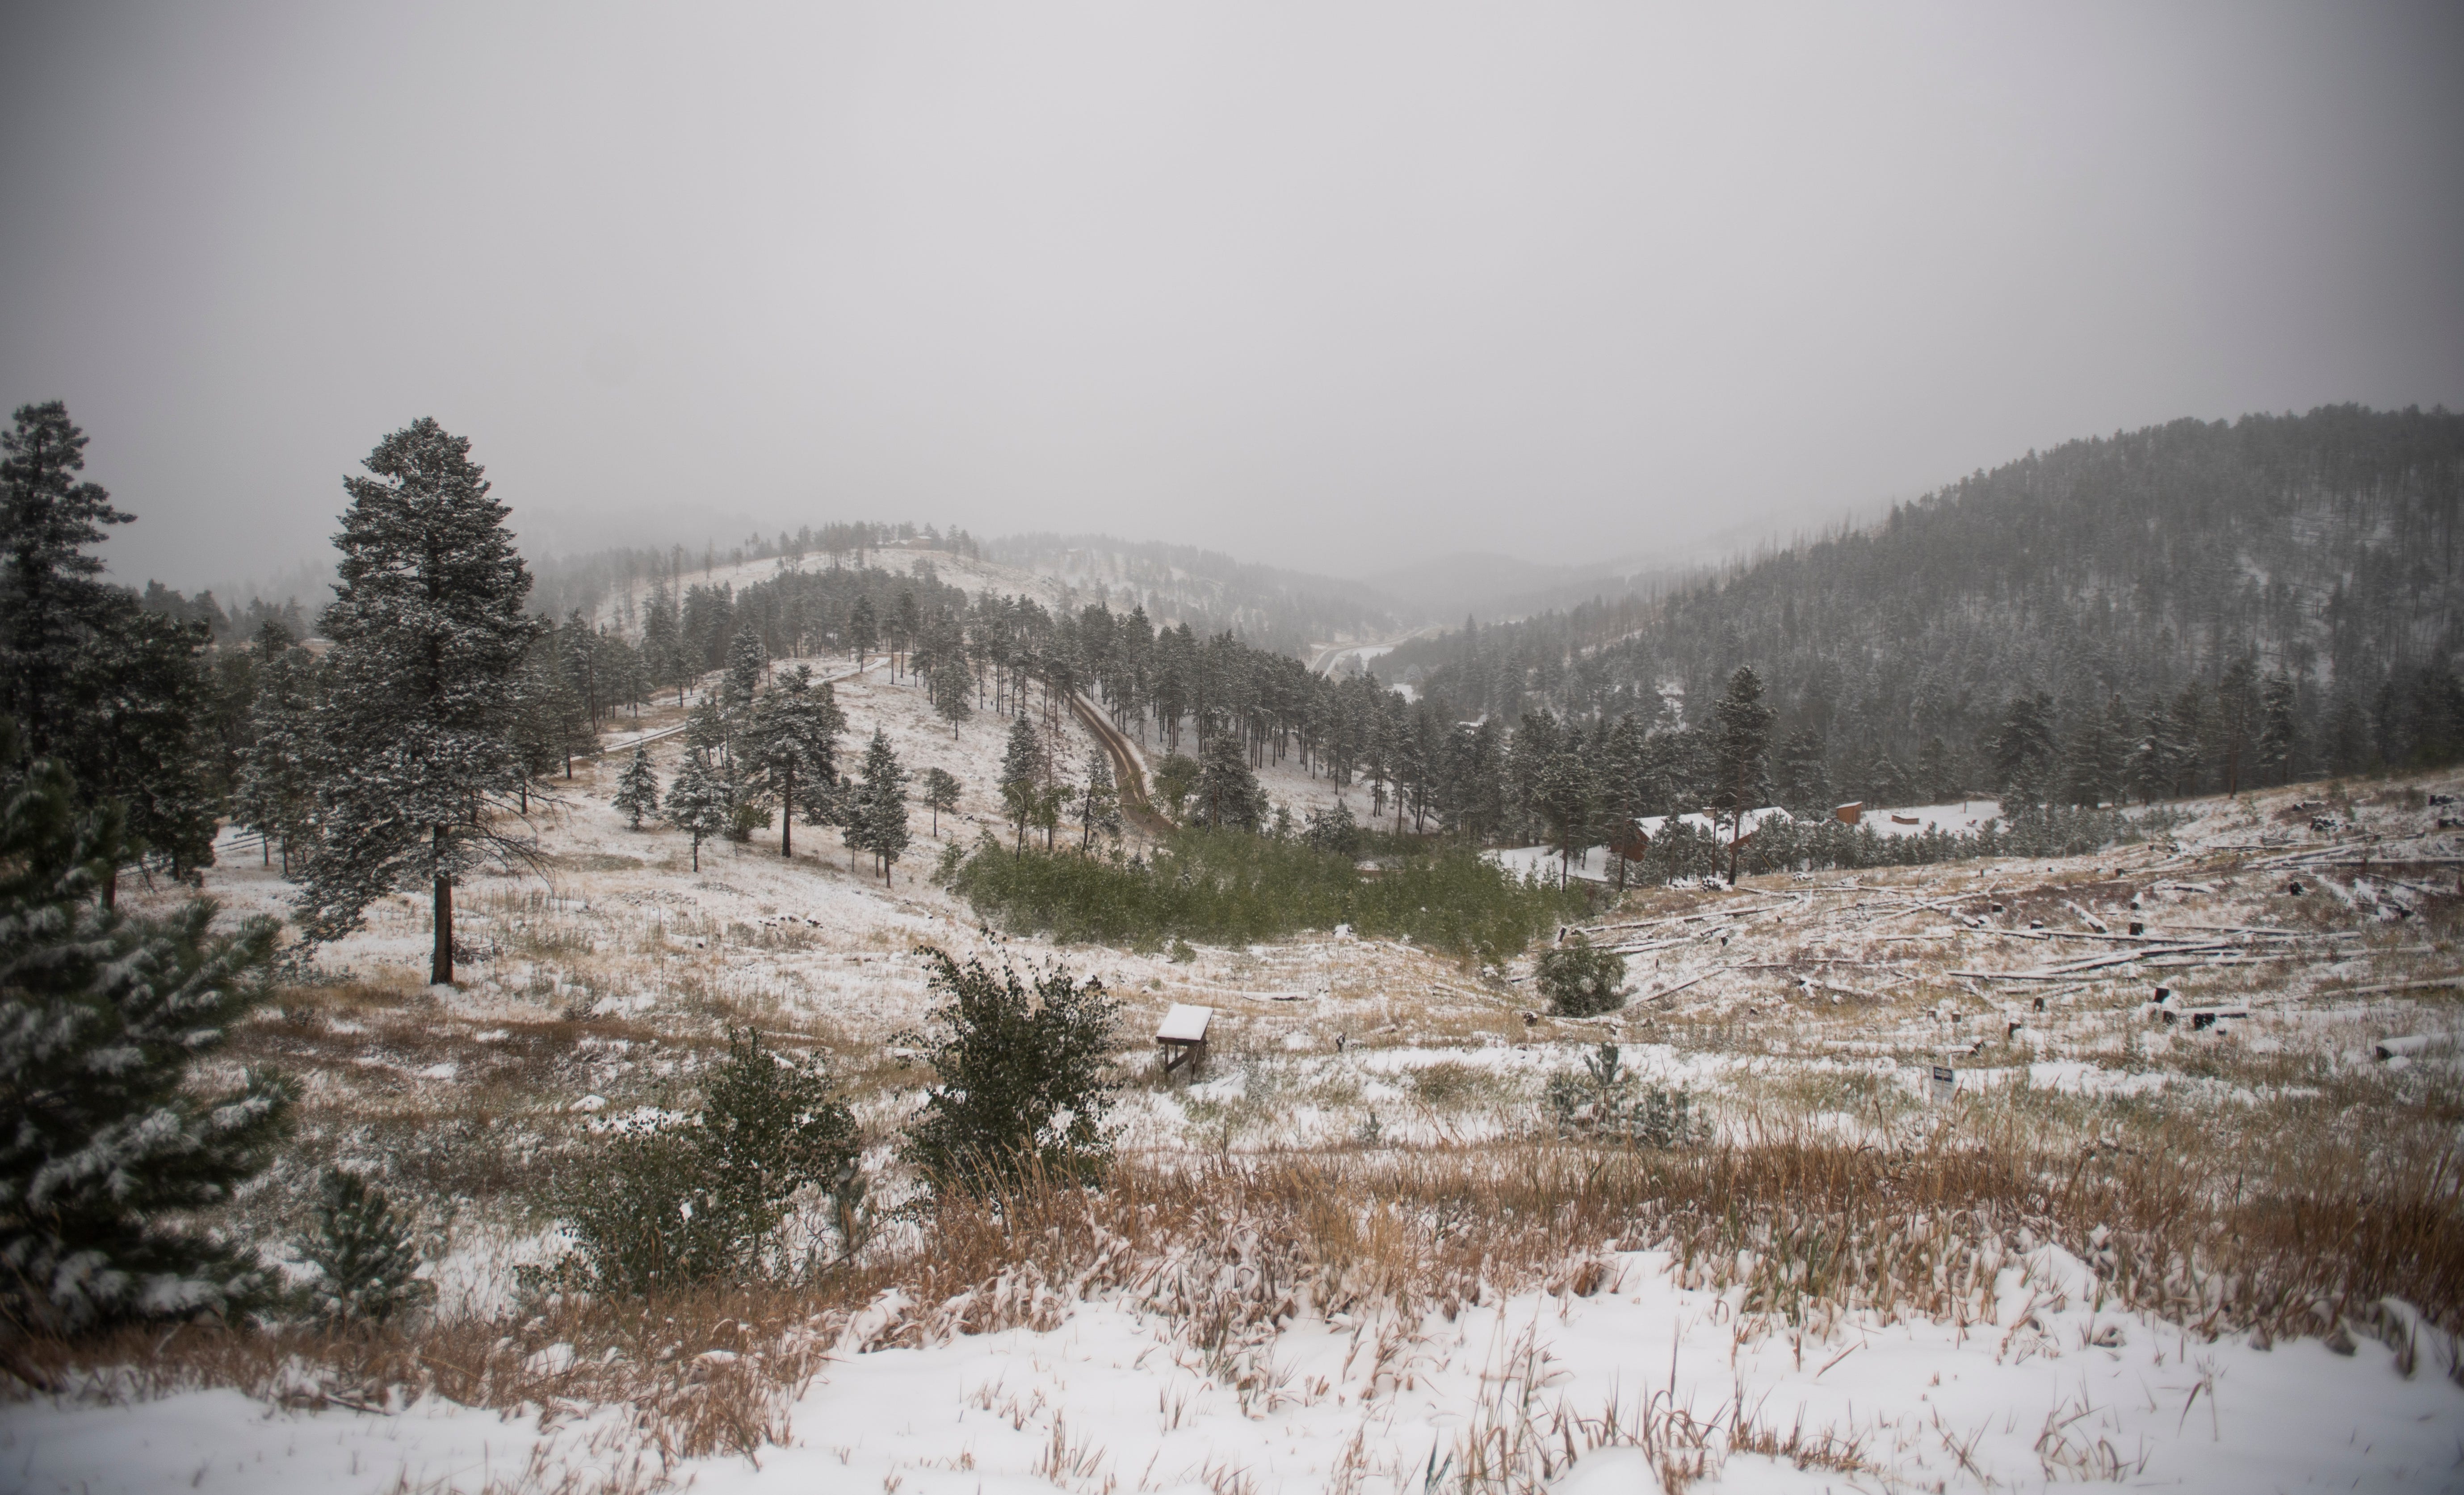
left=1832, top=801, right=1864, bottom=825
left=1157, top=1003, right=1213, bottom=1076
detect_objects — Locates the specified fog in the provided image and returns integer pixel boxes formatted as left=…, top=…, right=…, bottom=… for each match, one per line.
left=4, top=1, right=2460, bottom=595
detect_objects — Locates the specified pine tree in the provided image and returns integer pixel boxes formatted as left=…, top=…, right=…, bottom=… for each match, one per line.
left=723, top=621, right=767, bottom=710
left=1, top=404, right=219, bottom=880
left=1711, top=667, right=1774, bottom=884
left=920, top=766, right=961, bottom=837
left=1988, top=692, right=2058, bottom=810
left=300, top=1169, right=431, bottom=1324
left=233, top=648, right=321, bottom=872
left=1533, top=747, right=1596, bottom=886
left=665, top=748, right=730, bottom=871
left=302, top=419, right=539, bottom=987
left=612, top=746, right=661, bottom=829
left=642, top=584, right=684, bottom=706
left=1774, top=727, right=1830, bottom=813
left=2257, top=675, right=2301, bottom=785
left=740, top=664, right=845, bottom=857
left=0, top=401, right=131, bottom=756
left=1076, top=750, right=1121, bottom=850
left=1191, top=731, right=1268, bottom=831
left=930, top=642, right=974, bottom=737
left=844, top=729, right=910, bottom=882
left=0, top=741, right=290, bottom=1332
left=999, top=715, right=1042, bottom=852
left=847, top=594, right=878, bottom=669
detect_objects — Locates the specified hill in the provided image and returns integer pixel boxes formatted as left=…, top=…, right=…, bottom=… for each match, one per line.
left=1385, top=405, right=2464, bottom=803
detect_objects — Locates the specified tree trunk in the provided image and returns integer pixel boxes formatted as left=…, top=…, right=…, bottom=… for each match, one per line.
left=431, top=831, right=454, bottom=986
left=781, top=766, right=794, bottom=857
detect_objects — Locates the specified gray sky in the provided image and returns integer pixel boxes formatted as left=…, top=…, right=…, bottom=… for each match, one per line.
left=5, top=2, right=2461, bottom=596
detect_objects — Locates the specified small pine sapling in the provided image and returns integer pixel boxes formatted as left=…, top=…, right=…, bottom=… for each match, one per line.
left=612, top=746, right=660, bottom=829
left=1536, top=933, right=1627, bottom=1016
left=301, top=1168, right=432, bottom=1324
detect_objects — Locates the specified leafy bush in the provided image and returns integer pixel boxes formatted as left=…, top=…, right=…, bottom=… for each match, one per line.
left=300, top=1168, right=432, bottom=1324
left=898, top=947, right=1122, bottom=1193
left=1544, top=1044, right=1706, bottom=1148
left=943, top=829, right=1586, bottom=965
left=1536, top=934, right=1626, bottom=1016
left=558, top=1029, right=858, bottom=1294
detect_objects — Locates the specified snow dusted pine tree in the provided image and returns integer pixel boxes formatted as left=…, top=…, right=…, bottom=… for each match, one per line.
left=844, top=729, right=910, bottom=882
left=665, top=748, right=730, bottom=871
left=1077, top=750, right=1120, bottom=850
left=919, top=766, right=961, bottom=837
left=0, top=739, right=290, bottom=1332
left=1000, top=715, right=1042, bottom=852
left=301, top=419, right=540, bottom=987
left=741, top=664, right=845, bottom=857
left=612, top=746, right=661, bottom=829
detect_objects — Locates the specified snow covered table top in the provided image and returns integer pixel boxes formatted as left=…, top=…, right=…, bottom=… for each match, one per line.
left=1156, top=1003, right=1212, bottom=1044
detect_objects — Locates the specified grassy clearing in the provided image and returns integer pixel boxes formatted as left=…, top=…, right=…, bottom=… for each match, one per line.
left=943, top=828, right=1588, bottom=962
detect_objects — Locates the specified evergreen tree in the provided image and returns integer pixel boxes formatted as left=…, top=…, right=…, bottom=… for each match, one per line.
left=843, top=729, right=910, bottom=882
left=1711, top=667, right=1774, bottom=883
left=2257, top=674, right=2301, bottom=785
left=2216, top=657, right=2260, bottom=794
left=1533, top=747, right=1596, bottom=886
left=1916, top=736, right=1956, bottom=802
left=642, top=583, right=685, bottom=706
left=999, top=715, right=1042, bottom=852
left=847, top=594, right=878, bottom=668
left=741, top=664, right=845, bottom=857
left=723, top=621, right=767, bottom=710
left=665, top=748, right=730, bottom=871
left=919, top=766, right=961, bottom=837
left=930, top=643, right=974, bottom=736
left=1, top=404, right=218, bottom=879
left=612, top=746, right=661, bottom=829
left=1192, top=731, right=1268, bottom=831
left=1988, top=692, right=2058, bottom=810
left=1150, top=751, right=1199, bottom=822
left=1076, top=749, right=1121, bottom=850
left=233, top=647, right=321, bottom=872
left=299, top=1168, right=431, bottom=1324
left=0, top=740, right=290, bottom=1332
left=0, top=402, right=131, bottom=755
left=1774, top=727, right=1830, bottom=813
left=302, top=419, right=538, bottom=986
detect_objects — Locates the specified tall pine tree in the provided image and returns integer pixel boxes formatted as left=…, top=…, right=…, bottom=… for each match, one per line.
left=301, top=419, right=538, bottom=986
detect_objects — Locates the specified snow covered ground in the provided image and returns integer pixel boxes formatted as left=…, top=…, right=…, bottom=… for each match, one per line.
left=11, top=763, right=2464, bottom=1492
left=12, top=1246, right=2458, bottom=1493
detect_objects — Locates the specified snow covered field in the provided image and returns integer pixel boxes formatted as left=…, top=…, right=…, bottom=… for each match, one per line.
left=8, top=754, right=2463, bottom=1493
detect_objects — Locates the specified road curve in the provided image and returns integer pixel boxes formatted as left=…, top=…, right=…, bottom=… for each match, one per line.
left=1068, top=690, right=1176, bottom=838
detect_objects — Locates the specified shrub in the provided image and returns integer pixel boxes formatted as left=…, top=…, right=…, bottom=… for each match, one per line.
left=559, top=1029, right=858, bottom=1294
left=1544, top=1044, right=1706, bottom=1148
left=898, top=947, right=1121, bottom=1193
left=300, top=1168, right=432, bottom=1324
left=1536, top=934, right=1626, bottom=1016
left=942, top=829, right=1585, bottom=965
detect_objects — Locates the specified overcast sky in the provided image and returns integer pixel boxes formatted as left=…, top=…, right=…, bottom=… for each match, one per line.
left=4, top=2, right=2460, bottom=595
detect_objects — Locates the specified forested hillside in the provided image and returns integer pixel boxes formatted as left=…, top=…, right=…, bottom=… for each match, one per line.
left=1387, top=405, right=2464, bottom=806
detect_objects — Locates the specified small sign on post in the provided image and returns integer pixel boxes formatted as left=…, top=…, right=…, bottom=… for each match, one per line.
left=1930, top=1064, right=1956, bottom=1104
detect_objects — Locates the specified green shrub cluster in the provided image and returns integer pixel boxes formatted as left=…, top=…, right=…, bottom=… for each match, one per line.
left=896, top=947, right=1123, bottom=1193
left=942, top=828, right=1587, bottom=964
left=1535, top=934, right=1626, bottom=1016
left=1627, top=803, right=2186, bottom=885
left=554, top=1029, right=860, bottom=1296
left=1543, top=1044, right=1707, bottom=1148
